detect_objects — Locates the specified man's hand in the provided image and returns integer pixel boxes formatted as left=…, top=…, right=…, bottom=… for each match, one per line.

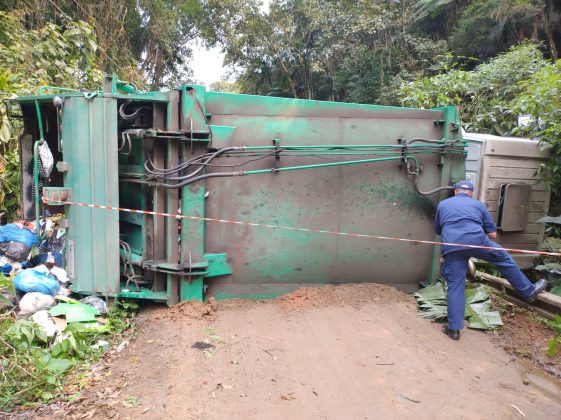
left=487, top=231, right=497, bottom=240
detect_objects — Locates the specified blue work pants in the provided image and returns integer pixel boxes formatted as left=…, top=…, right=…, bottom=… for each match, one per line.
left=441, top=242, right=534, bottom=330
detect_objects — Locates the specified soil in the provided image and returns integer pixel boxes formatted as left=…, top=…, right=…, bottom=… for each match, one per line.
left=490, top=296, right=561, bottom=376
left=16, top=284, right=561, bottom=419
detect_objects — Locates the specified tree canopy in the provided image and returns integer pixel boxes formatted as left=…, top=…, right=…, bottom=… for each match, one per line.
left=1, top=0, right=561, bottom=214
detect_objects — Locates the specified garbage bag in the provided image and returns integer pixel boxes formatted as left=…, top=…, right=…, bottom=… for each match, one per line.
left=18, top=292, right=56, bottom=316
left=50, top=266, right=68, bottom=283
left=32, top=252, right=63, bottom=268
left=32, top=310, right=59, bottom=337
left=13, top=268, right=60, bottom=296
left=38, top=141, right=54, bottom=178
left=80, top=295, right=108, bottom=315
left=0, top=255, right=17, bottom=273
left=0, top=241, right=31, bottom=262
left=0, top=261, right=12, bottom=274
left=0, top=223, right=40, bottom=248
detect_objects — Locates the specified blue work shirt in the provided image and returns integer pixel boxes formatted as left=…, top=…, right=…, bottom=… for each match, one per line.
left=434, top=193, right=497, bottom=255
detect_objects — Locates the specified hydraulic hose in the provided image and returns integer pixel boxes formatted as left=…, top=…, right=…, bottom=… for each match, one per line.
left=144, top=147, right=242, bottom=178
left=413, top=175, right=454, bottom=196
left=150, top=171, right=245, bottom=189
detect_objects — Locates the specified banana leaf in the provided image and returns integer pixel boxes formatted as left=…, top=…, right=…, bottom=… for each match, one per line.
left=413, top=281, right=447, bottom=321
left=414, top=281, right=503, bottom=330
left=465, top=301, right=503, bottom=330
left=537, top=215, right=561, bottom=224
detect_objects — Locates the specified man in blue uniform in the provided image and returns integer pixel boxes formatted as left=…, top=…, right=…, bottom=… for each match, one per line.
left=434, top=180, right=547, bottom=340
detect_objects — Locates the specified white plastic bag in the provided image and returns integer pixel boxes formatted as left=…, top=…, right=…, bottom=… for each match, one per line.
left=50, top=266, right=69, bottom=283
left=18, top=292, right=56, bottom=316
left=38, top=141, right=54, bottom=178
left=32, top=310, right=59, bottom=337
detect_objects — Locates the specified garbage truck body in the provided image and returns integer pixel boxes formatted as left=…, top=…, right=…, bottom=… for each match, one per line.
left=13, top=79, right=548, bottom=304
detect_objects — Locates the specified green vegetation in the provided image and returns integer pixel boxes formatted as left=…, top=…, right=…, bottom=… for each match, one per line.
left=413, top=280, right=503, bottom=330
left=0, top=0, right=560, bottom=406
left=546, top=315, right=561, bottom=357
left=0, top=10, right=101, bottom=218
left=0, top=280, right=138, bottom=410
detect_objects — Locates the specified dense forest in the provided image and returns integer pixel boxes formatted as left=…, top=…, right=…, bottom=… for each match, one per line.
left=1, top=0, right=561, bottom=215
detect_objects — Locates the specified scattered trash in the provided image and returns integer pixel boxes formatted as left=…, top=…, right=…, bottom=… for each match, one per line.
left=239, top=393, right=247, bottom=397
left=0, top=255, right=18, bottom=275
left=13, top=267, right=60, bottom=296
left=0, top=223, right=40, bottom=248
left=33, top=264, right=50, bottom=275
left=280, top=393, right=296, bottom=400
left=18, top=292, right=56, bottom=316
left=117, top=341, right=129, bottom=352
left=217, top=383, right=233, bottom=390
left=56, top=285, right=71, bottom=296
left=33, top=251, right=64, bottom=268
left=191, top=341, right=215, bottom=350
left=91, top=340, right=110, bottom=350
left=52, top=316, right=67, bottom=331
left=80, top=295, right=108, bottom=315
left=511, top=404, right=526, bottom=417
left=50, top=266, right=69, bottom=283
left=0, top=262, right=12, bottom=274
left=38, top=141, right=54, bottom=177
left=32, top=310, right=60, bottom=337
left=0, top=241, right=31, bottom=262
left=49, top=302, right=100, bottom=323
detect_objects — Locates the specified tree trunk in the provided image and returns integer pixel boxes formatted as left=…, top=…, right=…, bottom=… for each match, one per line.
left=544, top=0, right=559, bottom=60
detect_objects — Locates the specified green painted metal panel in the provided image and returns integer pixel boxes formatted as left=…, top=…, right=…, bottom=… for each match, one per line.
left=205, top=253, right=233, bottom=277
left=15, top=85, right=466, bottom=302
left=62, top=97, right=120, bottom=295
left=198, top=89, right=465, bottom=297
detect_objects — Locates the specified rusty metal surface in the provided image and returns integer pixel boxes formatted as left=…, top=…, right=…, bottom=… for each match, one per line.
left=200, top=93, right=463, bottom=298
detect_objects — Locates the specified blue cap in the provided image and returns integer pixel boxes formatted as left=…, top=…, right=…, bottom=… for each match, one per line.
left=453, top=180, right=474, bottom=191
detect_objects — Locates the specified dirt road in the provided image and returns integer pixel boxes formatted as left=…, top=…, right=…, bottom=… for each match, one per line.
left=69, top=284, right=561, bottom=419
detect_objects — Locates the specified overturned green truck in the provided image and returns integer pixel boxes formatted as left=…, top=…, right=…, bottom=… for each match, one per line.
left=12, top=77, right=549, bottom=304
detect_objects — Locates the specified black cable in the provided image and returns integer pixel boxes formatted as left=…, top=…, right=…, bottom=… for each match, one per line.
left=146, top=147, right=240, bottom=181
left=172, top=151, right=280, bottom=168
left=413, top=175, right=454, bottom=196
left=150, top=171, right=244, bottom=189
left=119, top=100, right=151, bottom=121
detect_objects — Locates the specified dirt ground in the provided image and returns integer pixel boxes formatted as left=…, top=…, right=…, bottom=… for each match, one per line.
left=32, top=284, right=561, bottom=419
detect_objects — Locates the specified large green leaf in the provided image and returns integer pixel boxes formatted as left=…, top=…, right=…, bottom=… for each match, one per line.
left=535, top=263, right=561, bottom=273
left=465, top=284, right=489, bottom=303
left=414, top=281, right=503, bottom=330
left=413, top=281, right=447, bottom=321
left=537, top=215, right=561, bottom=225
left=46, top=357, right=73, bottom=374
left=465, top=301, right=503, bottom=330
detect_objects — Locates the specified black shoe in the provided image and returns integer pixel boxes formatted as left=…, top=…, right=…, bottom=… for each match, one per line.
left=442, top=325, right=460, bottom=340
left=524, top=279, right=548, bottom=303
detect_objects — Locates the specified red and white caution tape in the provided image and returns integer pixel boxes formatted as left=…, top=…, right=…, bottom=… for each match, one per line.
left=43, top=197, right=561, bottom=257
